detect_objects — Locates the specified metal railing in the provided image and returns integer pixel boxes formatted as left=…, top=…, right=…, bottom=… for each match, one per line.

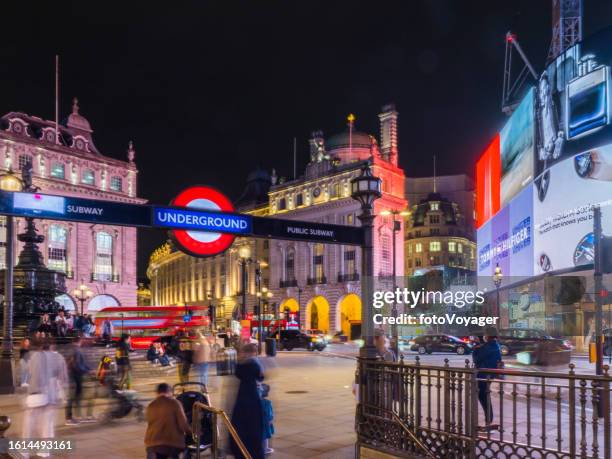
left=192, top=401, right=252, bottom=459
left=356, top=356, right=611, bottom=459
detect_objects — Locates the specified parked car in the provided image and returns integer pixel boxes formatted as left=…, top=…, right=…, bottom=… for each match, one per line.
left=409, top=334, right=472, bottom=355
left=272, top=329, right=326, bottom=351
left=497, top=328, right=572, bottom=356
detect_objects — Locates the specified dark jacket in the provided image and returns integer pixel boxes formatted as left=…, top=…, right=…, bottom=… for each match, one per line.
left=116, top=341, right=131, bottom=366
left=230, top=358, right=264, bottom=459
left=69, top=346, right=92, bottom=376
left=472, top=340, right=502, bottom=378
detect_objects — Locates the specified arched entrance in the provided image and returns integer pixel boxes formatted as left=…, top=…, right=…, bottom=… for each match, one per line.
left=306, top=296, right=330, bottom=333
left=55, top=294, right=76, bottom=312
left=338, top=294, right=362, bottom=339
left=279, top=298, right=300, bottom=326
left=87, top=294, right=120, bottom=313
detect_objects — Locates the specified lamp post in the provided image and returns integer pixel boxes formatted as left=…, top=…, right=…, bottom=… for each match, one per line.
left=380, top=208, right=410, bottom=358
left=206, top=289, right=215, bottom=332
left=72, top=280, right=93, bottom=316
left=351, top=161, right=382, bottom=359
left=493, top=263, right=503, bottom=315
left=237, top=245, right=252, bottom=321
left=255, top=265, right=262, bottom=354
left=0, top=169, right=23, bottom=394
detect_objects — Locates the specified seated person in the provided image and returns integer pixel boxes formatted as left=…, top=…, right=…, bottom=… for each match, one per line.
left=156, top=342, right=171, bottom=367
left=147, top=343, right=160, bottom=364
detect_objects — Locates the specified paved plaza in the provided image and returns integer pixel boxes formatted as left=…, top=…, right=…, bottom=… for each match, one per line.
left=1, top=353, right=358, bottom=459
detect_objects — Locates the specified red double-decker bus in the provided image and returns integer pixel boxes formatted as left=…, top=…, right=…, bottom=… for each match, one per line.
left=93, top=305, right=210, bottom=349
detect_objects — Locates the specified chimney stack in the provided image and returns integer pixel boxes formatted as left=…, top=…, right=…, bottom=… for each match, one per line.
left=378, top=103, right=398, bottom=165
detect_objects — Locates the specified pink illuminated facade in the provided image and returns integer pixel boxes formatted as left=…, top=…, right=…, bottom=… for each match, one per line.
left=269, top=104, right=407, bottom=338
left=0, top=98, right=145, bottom=312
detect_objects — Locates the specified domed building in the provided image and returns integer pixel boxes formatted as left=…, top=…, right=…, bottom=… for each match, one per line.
left=269, top=104, right=406, bottom=339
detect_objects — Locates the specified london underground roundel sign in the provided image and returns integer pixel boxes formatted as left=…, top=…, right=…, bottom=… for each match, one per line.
left=170, top=186, right=236, bottom=257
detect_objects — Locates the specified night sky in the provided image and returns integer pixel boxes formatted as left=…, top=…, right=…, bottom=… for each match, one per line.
left=2, top=1, right=612, bottom=277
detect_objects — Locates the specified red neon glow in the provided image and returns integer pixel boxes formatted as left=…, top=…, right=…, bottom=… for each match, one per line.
left=171, top=186, right=236, bottom=257
left=476, top=134, right=501, bottom=228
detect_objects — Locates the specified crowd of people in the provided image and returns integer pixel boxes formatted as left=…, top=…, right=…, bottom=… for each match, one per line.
left=16, top=321, right=277, bottom=459
left=34, top=309, right=96, bottom=339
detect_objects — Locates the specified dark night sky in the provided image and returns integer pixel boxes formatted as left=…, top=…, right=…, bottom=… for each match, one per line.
left=1, top=1, right=612, bottom=277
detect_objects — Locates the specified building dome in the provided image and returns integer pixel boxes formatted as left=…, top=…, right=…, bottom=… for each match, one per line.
left=65, top=98, right=92, bottom=133
left=411, top=193, right=458, bottom=227
left=326, top=130, right=372, bottom=151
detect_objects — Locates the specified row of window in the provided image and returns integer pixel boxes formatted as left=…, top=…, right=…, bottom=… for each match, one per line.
left=283, top=245, right=357, bottom=282
left=408, top=241, right=465, bottom=254
left=276, top=182, right=349, bottom=211
left=45, top=224, right=115, bottom=281
left=17, top=154, right=123, bottom=191
left=407, top=255, right=470, bottom=269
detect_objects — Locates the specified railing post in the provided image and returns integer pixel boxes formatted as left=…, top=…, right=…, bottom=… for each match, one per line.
left=603, top=365, right=610, bottom=459
left=414, top=356, right=421, bottom=431
left=443, top=358, right=450, bottom=432
left=470, top=368, right=479, bottom=459
left=568, top=363, right=576, bottom=458
left=464, top=359, right=471, bottom=435
left=211, top=411, right=218, bottom=459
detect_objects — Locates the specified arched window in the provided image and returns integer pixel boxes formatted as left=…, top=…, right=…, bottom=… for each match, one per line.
left=48, top=224, right=68, bottom=273
left=94, top=231, right=113, bottom=281
left=81, top=169, right=95, bottom=185
left=381, top=234, right=391, bottom=275
left=285, top=249, right=295, bottom=281
left=51, top=162, right=65, bottom=179
left=313, top=244, right=325, bottom=283
left=55, top=294, right=76, bottom=312
left=18, top=154, right=32, bottom=171
left=110, top=176, right=122, bottom=191
left=87, top=294, right=120, bottom=312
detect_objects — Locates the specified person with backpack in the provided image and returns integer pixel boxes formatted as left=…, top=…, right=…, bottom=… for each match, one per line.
left=65, top=336, right=94, bottom=425
left=116, top=334, right=132, bottom=390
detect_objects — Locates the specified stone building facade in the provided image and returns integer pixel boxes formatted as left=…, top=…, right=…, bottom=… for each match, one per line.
left=404, top=175, right=476, bottom=278
left=269, top=105, right=406, bottom=338
left=0, top=98, right=145, bottom=311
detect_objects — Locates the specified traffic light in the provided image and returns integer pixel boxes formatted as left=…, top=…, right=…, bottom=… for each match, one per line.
left=602, top=235, right=612, bottom=274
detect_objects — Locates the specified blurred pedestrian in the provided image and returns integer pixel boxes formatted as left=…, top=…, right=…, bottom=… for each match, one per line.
left=22, top=339, right=68, bottom=456
left=101, top=317, right=113, bottom=346
left=374, top=329, right=396, bottom=362
left=177, top=331, right=194, bottom=383
left=230, top=343, right=264, bottom=459
left=472, top=326, right=502, bottom=429
left=36, top=313, right=53, bottom=338
left=116, top=334, right=132, bottom=390
left=144, top=382, right=191, bottom=459
left=55, top=310, right=68, bottom=338
left=19, top=337, right=31, bottom=387
left=65, top=336, right=94, bottom=424
left=193, top=332, right=213, bottom=387
left=259, top=383, right=274, bottom=455
left=83, top=315, right=96, bottom=337
left=147, top=342, right=160, bottom=364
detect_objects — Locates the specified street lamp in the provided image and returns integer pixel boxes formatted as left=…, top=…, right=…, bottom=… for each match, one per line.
left=238, top=244, right=252, bottom=321
left=72, top=280, right=94, bottom=316
left=380, top=208, right=410, bottom=358
left=0, top=169, right=23, bottom=394
left=351, top=161, right=382, bottom=359
left=493, top=263, right=503, bottom=314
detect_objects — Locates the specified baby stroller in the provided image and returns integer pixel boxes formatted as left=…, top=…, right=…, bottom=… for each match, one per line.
left=99, top=374, right=145, bottom=423
left=173, top=382, right=215, bottom=458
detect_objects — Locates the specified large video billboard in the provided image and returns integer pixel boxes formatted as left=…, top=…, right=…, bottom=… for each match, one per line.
left=477, top=185, right=534, bottom=278
left=475, top=135, right=500, bottom=228
left=477, top=26, right=612, bottom=276
left=500, top=87, right=535, bottom=207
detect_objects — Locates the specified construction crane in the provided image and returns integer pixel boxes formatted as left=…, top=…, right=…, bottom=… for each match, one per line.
left=501, top=0, right=583, bottom=115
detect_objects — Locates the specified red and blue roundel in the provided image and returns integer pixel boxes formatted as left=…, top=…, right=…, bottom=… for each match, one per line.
left=170, top=186, right=236, bottom=257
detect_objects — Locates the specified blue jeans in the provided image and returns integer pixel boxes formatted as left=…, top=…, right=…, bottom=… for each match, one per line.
left=194, top=362, right=210, bottom=386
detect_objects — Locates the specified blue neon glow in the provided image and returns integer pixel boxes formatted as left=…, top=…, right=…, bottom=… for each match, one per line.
left=111, top=319, right=166, bottom=328
left=153, top=207, right=251, bottom=234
